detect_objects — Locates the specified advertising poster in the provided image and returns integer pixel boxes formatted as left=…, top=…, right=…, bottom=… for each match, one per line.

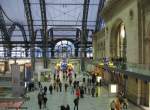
left=11, top=64, right=21, bottom=96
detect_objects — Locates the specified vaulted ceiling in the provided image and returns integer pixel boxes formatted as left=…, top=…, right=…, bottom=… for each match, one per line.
left=0, top=0, right=105, bottom=49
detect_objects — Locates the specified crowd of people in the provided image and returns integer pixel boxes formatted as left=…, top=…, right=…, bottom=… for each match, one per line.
left=30, top=72, right=129, bottom=110
left=36, top=73, right=101, bottom=110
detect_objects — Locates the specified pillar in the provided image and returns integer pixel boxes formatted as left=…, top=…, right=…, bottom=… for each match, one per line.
left=137, top=79, right=142, bottom=105
left=148, top=82, right=150, bottom=107
left=41, top=30, right=48, bottom=69
left=51, top=45, right=54, bottom=58
left=75, top=45, right=79, bottom=57
left=80, top=31, right=86, bottom=72
left=31, top=47, right=35, bottom=71
left=123, top=75, right=128, bottom=97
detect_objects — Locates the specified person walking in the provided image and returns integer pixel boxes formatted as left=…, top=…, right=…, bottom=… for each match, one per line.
left=37, top=92, right=43, bottom=110
left=123, top=97, right=128, bottom=109
left=38, top=81, right=42, bottom=88
left=91, top=86, right=95, bottom=97
left=110, top=100, right=115, bottom=110
left=74, top=97, right=79, bottom=110
left=88, top=86, right=91, bottom=95
left=71, top=85, right=74, bottom=94
left=60, top=105, right=66, bottom=110
left=95, top=87, right=98, bottom=97
left=74, top=73, right=76, bottom=79
left=53, top=81, right=56, bottom=90
left=43, top=94, right=48, bottom=108
left=65, top=83, right=68, bottom=92
left=80, top=87, right=84, bottom=98
left=73, top=81, right=77, bottom=89
left=49, top=84, right=53, bottom=94
left=115, top=97, right=121, bottom=110
left=44, top=86, right=47, bottom=94
left=66, top=104, right=70, bottom=110
left=75, top=87, right=80, bottom=98
left=69, top=78, right=72, bottom=86
left=59, top=82, right=62, bottom=92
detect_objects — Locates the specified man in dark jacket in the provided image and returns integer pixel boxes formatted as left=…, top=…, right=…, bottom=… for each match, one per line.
left=43, top=94, right=48, bottom=108
left=49, top=84, right=53, bottom=94
left=37, top=92, right=43, bottom=110
left=91, top=87, right=95, bottom=97
left=44, top=86, right=47, bottom=94
left=66, top=104, right=70, bottom=110
left=74, top=97, right=79, bottom=110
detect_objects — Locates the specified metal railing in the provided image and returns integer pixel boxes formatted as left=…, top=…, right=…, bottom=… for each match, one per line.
left=86, top=58, right=150, bottom=77
left=127, top=63, right=150, bottom=76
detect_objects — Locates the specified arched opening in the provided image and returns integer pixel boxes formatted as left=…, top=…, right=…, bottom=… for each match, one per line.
left=47, top=48, right=51, bottom=58
left=0, top=47, right=4, bottom=58
left=54, top=40, right=75, bottom=58
left=11, top=47, right=26, bottom=58
left=110, top=20, right=127, bottom=62
left=86, top=47, right=93, bottom=58
left=0, top=31, right=4, bottom=58
left=35, top=47, right=42, bottom=58
left=144, top=23, right=150, bottom=64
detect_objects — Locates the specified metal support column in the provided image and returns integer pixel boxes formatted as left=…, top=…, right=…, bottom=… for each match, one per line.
left=81, top=0, right=90, bottom=72
left=23, top=0, right=35, bottom=71
left=75, top=45, right=79, bottom=58
left=49, top=28, right=54, bottom=58
left=39, top=0, right=48, bottom=68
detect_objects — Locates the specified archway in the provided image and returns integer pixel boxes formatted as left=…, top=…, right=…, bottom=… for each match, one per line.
left=86, top=47, right=93, bottom=58
left=9, top=23, right=28, bottom=43
left=34, top=47, right=42, bottom=58
left=110, top=19, right=126, bottom=61
left=11, top=47, right=26, bottom=58
left=144, top=23, right=150, bottom=64
left=0, top=31, right=4, bottom=57
left=54, top=40, right=75, bottom=58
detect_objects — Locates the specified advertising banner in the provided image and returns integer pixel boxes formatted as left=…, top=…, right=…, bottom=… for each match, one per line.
left=11, top=64, right=21, bottom=96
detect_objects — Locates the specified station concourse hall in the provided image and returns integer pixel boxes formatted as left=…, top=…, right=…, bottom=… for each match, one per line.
left=0, top=0, right=150, bottom=110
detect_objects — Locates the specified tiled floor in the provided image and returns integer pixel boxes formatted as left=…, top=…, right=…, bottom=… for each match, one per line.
left=23, top=82, right=142, bottom=110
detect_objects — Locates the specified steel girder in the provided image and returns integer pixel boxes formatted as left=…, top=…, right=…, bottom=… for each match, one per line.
left=39, top=0, right=48, bottom=68
left=95, top=0, right=105, bottom=32
left=8, top=23, right=28, bottom=48
left=81, top=0, right=90, bottom=54
left=47, top=28, right=53, bottom=41
left=0, top=5, right=12, bottom=57
left=80, top=0, right=90, bottom=71
left=23, top=0, right=35, bottom=70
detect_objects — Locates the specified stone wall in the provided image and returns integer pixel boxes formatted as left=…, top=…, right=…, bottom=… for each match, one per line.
left=104, top=0, right=139, bottom=63
left=93, top=0, right=150, bottom=107
left=126, top=77, right=139, bottom=104
left=143, top=2, right=150, bottom=64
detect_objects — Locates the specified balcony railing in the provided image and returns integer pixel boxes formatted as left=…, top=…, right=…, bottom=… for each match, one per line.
left=127, top=63, right=150, bottom=76
left=90, top=58, right=150, bottom=77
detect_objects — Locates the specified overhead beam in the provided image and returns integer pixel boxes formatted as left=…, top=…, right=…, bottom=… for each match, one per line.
left=29, top=3, right=99, bottom=6
left=4, top=24, right=96, bottom=27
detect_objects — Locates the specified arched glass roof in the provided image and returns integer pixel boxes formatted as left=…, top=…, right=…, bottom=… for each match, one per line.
left=0, top=0, right=105, bottom=39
